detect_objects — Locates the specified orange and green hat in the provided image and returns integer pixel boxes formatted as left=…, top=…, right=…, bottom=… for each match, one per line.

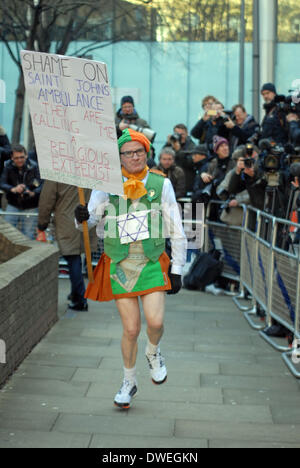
left=118, top=128, right=152, bottom=158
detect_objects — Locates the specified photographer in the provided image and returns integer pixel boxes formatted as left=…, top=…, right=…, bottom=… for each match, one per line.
left=0, top=144, right=42, bottom=239
left=115, top=96, right=150, bottom=136
left=224, top=104, right=260, bottom=151
left=156, top=147, right=186, bottom=199
left=192, top=136, right=234, bottom=216
left=191, top=100, right=229, bottom=156
left=287, top=113, right=300, bottom=146
left=228, top=144, right=265, bottom=211
left=165, top=123, right=195, bottom=194
left=260, top=83, right=288, bottom=145
left=217, top=146, right=251, bottom=226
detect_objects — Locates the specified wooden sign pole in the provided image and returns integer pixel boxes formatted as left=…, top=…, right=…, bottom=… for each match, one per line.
left=77, top=187, right=94, bottom=284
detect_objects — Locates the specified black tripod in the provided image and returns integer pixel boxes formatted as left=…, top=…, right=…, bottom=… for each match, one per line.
left=262, top=171, right=286, bottom=243
left=280, top=186, right=299, bottom=252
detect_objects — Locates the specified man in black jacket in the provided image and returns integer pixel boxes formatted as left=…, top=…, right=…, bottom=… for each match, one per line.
left=224, top=104, right=260, bottom=151
left=260, top=83, right=288, bottom=145
left=0, top=144, right=42, bottom=239
left=0, top=125, right=11, bottom=206
left=191, top=101, right=229, bottom=157
left=164, top=123, right=195, bottom=194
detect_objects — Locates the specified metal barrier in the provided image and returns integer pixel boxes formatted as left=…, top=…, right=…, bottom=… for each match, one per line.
left=204, top=200, right=244, bottom=286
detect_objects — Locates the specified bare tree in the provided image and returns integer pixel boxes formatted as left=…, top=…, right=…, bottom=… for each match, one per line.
left=0, top=0, right=154, bottom=144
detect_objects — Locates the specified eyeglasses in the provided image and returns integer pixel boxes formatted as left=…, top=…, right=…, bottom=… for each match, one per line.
left=120, top=148, right=146, bottom=158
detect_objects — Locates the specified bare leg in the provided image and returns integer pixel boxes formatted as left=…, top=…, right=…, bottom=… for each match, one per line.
left=141, top=291, right=165, bottom=345
left=115, top=297, right=141, bottom=369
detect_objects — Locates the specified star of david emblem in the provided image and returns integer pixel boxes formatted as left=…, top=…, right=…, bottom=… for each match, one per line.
left=117, top=210, right=150, bottom=244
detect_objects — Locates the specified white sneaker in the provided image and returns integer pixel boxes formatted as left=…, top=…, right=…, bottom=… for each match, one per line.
left=114, top=379, right=137, bottom=409
left=145, top=348, right=167, bottom=385
left=205, top=284, right=223, bottom=296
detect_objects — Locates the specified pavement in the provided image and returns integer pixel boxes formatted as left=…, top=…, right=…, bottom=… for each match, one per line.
left=0, top=279, right=300, bottom=448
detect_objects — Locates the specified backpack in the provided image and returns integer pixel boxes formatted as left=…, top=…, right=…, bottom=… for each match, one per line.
left=183, top=250, right=224, bottom=291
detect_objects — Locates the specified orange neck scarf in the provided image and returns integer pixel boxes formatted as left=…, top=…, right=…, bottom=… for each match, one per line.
left=122, top=165, right=149, bottom=200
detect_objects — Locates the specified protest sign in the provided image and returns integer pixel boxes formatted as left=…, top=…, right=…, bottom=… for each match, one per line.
left=20, top=51, right=123, bottom=196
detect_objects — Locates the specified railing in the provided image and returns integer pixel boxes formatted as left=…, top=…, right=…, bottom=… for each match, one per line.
left=202, top=202, right=300, bottom=379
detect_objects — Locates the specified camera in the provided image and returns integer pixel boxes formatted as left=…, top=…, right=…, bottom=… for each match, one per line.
left=127, top=123, right=156, bottom=143
left=169, top=132, right=182, bottom=145
left=275, top=94, right=300, bottom=116
left=259, top=139, right=285, bottom=173
left=285, top=144, right=300, bottom=165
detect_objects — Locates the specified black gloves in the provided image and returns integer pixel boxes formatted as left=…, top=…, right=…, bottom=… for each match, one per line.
left=75, top=204, right=90, bottom=223
left=37, top=223, right=48, bottom=232
left=167, top=273, right=182, bottom=295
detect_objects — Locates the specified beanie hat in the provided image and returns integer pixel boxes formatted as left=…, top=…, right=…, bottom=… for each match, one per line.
left=118, top=128, right=151, bottom=158
left=213, top=135, right=229, bottom=153
left=191, top=144, right=209, bottom=158
left=121, top=95, right=135, bottom=107
left=261, top=83, right=277, bottom=95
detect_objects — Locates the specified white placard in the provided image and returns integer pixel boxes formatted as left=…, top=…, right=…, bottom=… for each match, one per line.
left=21, top=51, right=123, bottom=195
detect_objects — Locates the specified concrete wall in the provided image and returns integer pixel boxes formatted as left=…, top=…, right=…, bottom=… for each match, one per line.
left=0, top=221, right=60, bottom=387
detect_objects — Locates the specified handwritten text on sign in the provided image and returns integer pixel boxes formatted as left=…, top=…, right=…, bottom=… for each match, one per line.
left=21, top=51, right=123, bottom=194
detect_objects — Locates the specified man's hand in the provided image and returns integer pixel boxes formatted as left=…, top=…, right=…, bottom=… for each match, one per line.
left=287, top=113, right=299, bottom=123
left=292, top=177, right=300, bottom=189
left=167, top=273, right=182, bottom=295
left=75, top=204, right=90, bottom=223
left=11, top=184, right=25, bottom=194
left=171, top=141, right=181, bottom=152
left=224, top=118, right=235, bottom=129
left=229, top=199, right=239, bottom=208
left=119, top=119, right=130, bottom=131
left=236, top=158, right=245, bottom=175
left=201, top=173, right=213, bottom=184
left=244, top=167, right=255, bottom=178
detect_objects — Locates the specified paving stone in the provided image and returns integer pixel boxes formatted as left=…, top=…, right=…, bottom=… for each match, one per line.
left=0, top=429, right=91, bottom=448
left=24, top=352, right=102, bottom=369
left=0, top=409, right=57, bottom=432
left=90, top=434, right=207, bottom=449
left=223, top=388, right=300, bottom=406
left=220, top=362, right=290, bottom=378
left=175, top=420, right=300, bottom=444
left=13, top=364, right=76, bottom=381
left=53, top=413, right=175, bottom=437
left=270, top=406, right=300, bottom=425
left=1, top=377, right=89, bottom=398
left=201, top=374, right=299, bottom=392
left=209, top=439, right=300, bottom=448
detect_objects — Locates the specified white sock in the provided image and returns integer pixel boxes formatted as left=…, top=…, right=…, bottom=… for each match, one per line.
left=146, top=340, right=159, bottom=356
left=123, top=366, right=137, bottom=385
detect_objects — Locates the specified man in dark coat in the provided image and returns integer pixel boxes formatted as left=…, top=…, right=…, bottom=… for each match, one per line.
left=0, top=144, right=42, bottom=239
left=224, top=104, right=260, bottom=151
left=164, top=123, right=196, bottom=194
left=156, top=147, right=186, bottom=199
left=115, top=96, right=150, bottom=137
left=260, top=83, right=288, bottom=145
left=37, top=181, right=97, bottom=312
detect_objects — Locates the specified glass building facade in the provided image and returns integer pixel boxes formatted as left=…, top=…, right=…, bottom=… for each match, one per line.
left=0, top=0, right=299, bottom=151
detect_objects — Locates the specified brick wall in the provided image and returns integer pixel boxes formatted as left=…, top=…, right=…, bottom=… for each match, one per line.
left=0, top=221, right=60, bottom=387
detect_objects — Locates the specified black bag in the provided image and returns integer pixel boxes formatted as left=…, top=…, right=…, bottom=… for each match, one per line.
left=183, top=250, right=224, bottom=291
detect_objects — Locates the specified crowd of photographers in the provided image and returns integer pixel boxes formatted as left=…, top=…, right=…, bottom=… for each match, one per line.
left=1, top=85, right=300, bottom=237
left=156, top=84, right=300, bottom=233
